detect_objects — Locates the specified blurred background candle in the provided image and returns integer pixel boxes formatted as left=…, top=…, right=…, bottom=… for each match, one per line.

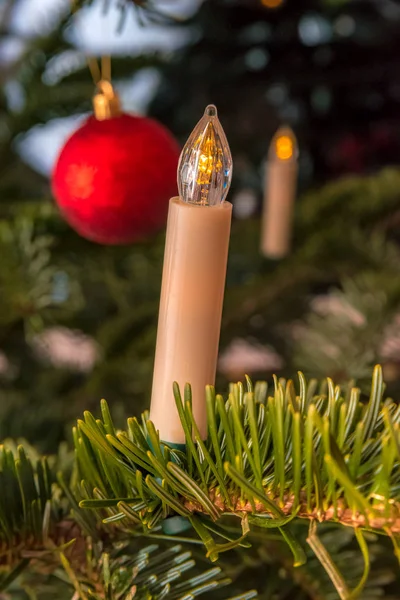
left=261, top=126, right=298, bottom=259
left=150, top=105, right=233, bottom=444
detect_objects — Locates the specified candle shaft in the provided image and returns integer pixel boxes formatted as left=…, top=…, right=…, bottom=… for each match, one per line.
left=261, top=160, right=298, bottom=259
left=150, top=197, right=232, bottom=443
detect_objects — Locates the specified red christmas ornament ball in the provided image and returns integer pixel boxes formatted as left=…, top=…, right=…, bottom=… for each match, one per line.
left=52, top=113, right=180, bottom=244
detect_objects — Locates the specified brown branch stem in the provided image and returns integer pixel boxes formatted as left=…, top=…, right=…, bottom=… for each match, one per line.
left=184, top=489, right=400, bottom=534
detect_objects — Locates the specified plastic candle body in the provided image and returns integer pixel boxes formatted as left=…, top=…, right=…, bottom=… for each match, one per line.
left=261, top=127, right=298, bottom=259
left=150, top=105, right=232, bottom=444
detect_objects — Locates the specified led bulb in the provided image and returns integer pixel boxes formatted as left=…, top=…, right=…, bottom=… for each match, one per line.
left=178, top=105, right=233, bottom=206
left=269, top=126, right=298, bottom=162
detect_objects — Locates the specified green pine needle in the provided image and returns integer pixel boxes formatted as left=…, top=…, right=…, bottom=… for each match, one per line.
left=1, top=366, right=400, bottom=599
left=73, top=366, right=400, bottom=598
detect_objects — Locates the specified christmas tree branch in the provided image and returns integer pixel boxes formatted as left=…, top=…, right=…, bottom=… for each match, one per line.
left=74, top=366, right=400, bottom=598
left=223, top=168, right=400, bottom=331
left=1, top=367, right=399, bottom=598
left=71, top=0, right=184, bottom=27
left=77, top=366, right=400, bottom=535
left=0, top=441, right=256, bottom=598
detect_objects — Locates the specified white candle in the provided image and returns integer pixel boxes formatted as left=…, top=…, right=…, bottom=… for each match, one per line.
left=261, top=126, right=298, bottom=259
left=150, top=105, right=233, bottom=444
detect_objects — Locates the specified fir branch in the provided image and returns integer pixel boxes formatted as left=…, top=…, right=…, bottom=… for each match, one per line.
left=0, top=443, right=256, bottom=599
left=1, top=366, right=400, bottom=598
left=71, top=0, right=183, bottom=26
left=74, top=367, right=400, bottom=598
left=223, top=168, right=400, bottom=331
left=76, top=367, right=400, bottom=535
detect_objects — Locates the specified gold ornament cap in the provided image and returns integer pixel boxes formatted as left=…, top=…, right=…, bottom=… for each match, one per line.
left=92, top=80, right=121, bottom=120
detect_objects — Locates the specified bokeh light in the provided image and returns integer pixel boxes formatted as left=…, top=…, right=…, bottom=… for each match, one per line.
left=261, top=0, right=283, bottom=9
left=276, top=135, right=294, bottom=160
left=298, top=13, right=332, bottom=46
left=245, top=47, right=270, bottom=70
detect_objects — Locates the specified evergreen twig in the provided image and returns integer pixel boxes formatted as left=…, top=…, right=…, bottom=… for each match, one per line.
left=73, top=366, right=400, bottom=598
left=1, top=367, right=399, bottom=598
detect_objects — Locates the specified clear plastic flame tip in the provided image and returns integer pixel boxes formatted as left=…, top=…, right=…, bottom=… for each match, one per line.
left=178, top=104, right=233, bottom=206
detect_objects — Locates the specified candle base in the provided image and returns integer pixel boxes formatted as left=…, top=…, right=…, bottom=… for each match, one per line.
left=150, top=197, right=232, bottom=444
left=261, top=160, right=298, bottom=259
left=147, top=436, right=187, bottom=457
left=163, top=441, right=187, bottom=452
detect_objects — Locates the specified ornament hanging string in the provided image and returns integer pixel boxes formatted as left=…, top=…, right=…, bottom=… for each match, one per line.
left=101, top=55, right=111, bottom=83
left=85, top=55, right=121, bottom=120
left=86, top=56, right=102, bottom=86
left=69, top=0, right=114, bottom=93
left=86, top=56, right=112, bottom=86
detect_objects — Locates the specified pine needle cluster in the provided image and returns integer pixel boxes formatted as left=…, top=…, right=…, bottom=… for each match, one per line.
left=1, top=367, right=399, bottom=599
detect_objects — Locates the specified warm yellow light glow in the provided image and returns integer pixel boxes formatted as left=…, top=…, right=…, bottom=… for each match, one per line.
left=269, top=126, right=298, bottom=162
left=261, top=0, right=283, bottom=8
left=196, top=129, right=223, bottom=186
left=276, top=135, right=294, bottom=160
